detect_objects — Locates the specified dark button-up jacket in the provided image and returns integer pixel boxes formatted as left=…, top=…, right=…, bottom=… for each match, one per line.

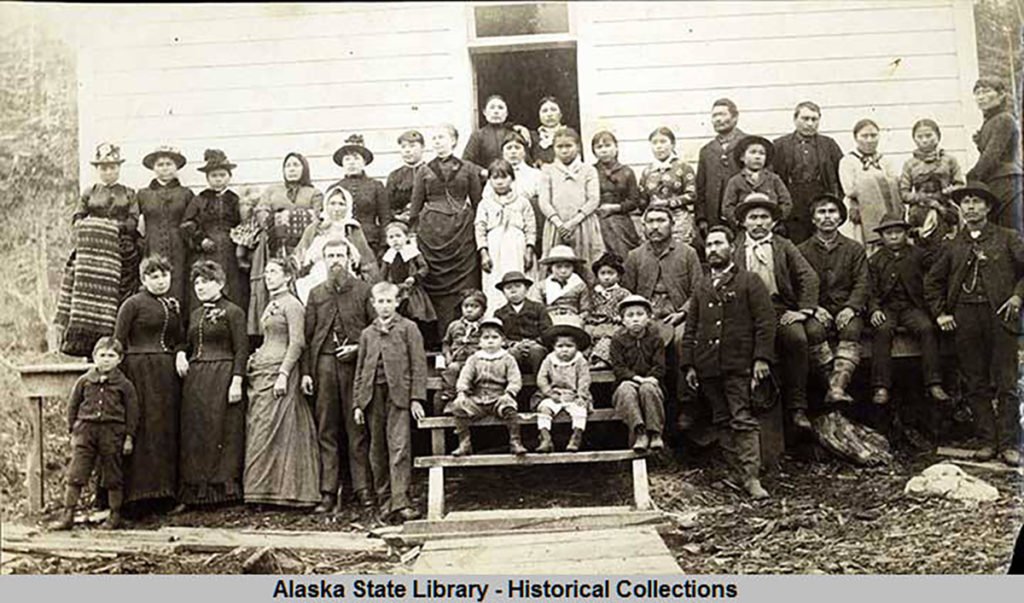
left=682, top=266, right=776, bottom=377
left=494, top=299, right=551, bottom=342
left=67, top=367, right=139, bottom=435
left=463, top=122, right=527, bottom=170
left=868, top=244, right=929, bottom=315
left=967, top=108, right=1023, bottom=181
left=609, top=322, right=665, bottom=381
left=327, top=174, right=392, bottom=253
left=622, top=239, right=702, bottom=314
left=185, top=297, right=248, bottom=375
left=74, top=183, right=139, bottom=232
left=114, top=290, right=185, bottom=354
left=924, top=223, right=1024, bottom=333
left=596, top=161, right=642, bottom=214
left=353, top=316, right=427, bottom=410
left=721, top=170, right=793, bottom=227
left=696, top=128, right=745, bottom=227
left=733, top=233, right=820, bottom=312
left=180, top=188, right=241, bottom=251
left=772, top=132, right=844, bottom=196
left=798, top=234, right=869, bottom=315
left=303, top=272, right=375, bottom=375
left=410, top=156, right=483, bottom=223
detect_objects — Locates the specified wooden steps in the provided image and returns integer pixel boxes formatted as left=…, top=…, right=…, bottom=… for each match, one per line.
left=425, top=369, right=617, bottom=391
left=400, top=506, right=667, bottom=542
left=418, top=407, right=619, bottom=429
left=414, top=449, right=643, bottom=468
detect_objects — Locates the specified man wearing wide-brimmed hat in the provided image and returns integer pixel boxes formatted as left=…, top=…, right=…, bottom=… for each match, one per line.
left=797, top=193, right=869, bottom=406
left=925, top=181, right=1024, bottom=465
left=868, top=213, right=950, bottom=410
left=325, top=134, right=391, bottom=256
left=733, top=192, right=820, bottom=431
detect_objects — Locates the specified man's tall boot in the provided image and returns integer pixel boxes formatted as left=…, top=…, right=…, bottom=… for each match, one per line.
left=504, top=412, right=527, bottom=455
left=452, top=418, right=473, bottom=456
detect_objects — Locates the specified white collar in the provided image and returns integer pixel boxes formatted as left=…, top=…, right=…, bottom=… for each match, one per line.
left=475, top=348, right=509, bottom=360
left=545, top=273, right=585, bottom=303
left=382, top=242, right=420, bottom=263
left=549, top=351, right=584, bottom=367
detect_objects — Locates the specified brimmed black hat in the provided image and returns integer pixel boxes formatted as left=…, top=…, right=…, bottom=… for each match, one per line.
left=142, top=145, right=187, bottom=170
left=733, top=135, right=774, bottom=166
left=735, top=192, right=782, bottom=222
left=542, top=314, right=591, bottom=350
left=196, top=149, right=237, bottom=174
left=950, top=181, right=1000, bottom=210
left=809, top=193, right=847, bottom=226
left=333, top=133, right=374, bottom=166
left=873, top=213, right=911, bottom=234
left=495, top=270, right=533, bottom=291
left=591, top=252, right=625, bottom=277
left=617, top=294, right=653, bottom=315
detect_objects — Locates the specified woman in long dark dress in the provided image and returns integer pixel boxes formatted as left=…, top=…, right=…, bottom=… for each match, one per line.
left=175, top=260, right=248, bottom=510
left=591, top=130, right=641, bottom=259
left=114, top=254, right=183, bottom=508
left=530, top=96, right=567, bottom=168
left=244, top=259, right=319, bottom=508
left=181, top=149, right=245, bottom=311
left=410, top=124, right=483, bottom=336
left=967, top=77, right=1022, bottom=230
left=137, top=146, right=194, bottom=311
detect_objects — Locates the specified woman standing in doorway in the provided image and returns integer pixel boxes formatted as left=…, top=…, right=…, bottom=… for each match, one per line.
left=463, top=94, right=532, bottom=173
left=530, top=96, right=566, bottom=169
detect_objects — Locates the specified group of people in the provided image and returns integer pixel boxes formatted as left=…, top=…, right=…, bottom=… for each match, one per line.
left=52, top=76, right=1023, bottom=528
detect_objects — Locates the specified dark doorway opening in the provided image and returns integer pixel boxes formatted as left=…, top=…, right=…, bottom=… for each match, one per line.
left=471, top=47, right=580, bottom=136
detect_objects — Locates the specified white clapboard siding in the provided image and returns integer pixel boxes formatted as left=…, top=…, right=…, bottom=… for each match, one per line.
left=77, top=2, right=475, bottom=190
left=577, top=0, right=979, bottom=178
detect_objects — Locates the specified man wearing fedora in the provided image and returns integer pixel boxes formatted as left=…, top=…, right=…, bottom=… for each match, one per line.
left=494, top=270, right=552, bottom=374
left=798, top=193, right=869, bottom=406
left=326, top=134, right=392, bottom=257
left=696, top=98, right=746, bottom=231
left=868, top=214, right=950, bottom=407
left=925, top=181, right=1024, bottom=465
left=732, top=192, right=820, bottom=431
left=683, top=225, right=776, bottom=499
left=772, top=101, right=845, bottom=244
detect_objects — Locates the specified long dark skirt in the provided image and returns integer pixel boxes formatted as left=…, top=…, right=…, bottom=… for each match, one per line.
left=179, top=359, right=245, bottom=505
left=418, top=206, right=480, bottom=334
left=122, top=352, right=180, bottom=503
left=599, top=213, right=640, bottom=260
left=988, top=174, right=1023, bottom=232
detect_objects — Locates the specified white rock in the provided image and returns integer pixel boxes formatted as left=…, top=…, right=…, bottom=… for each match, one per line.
left=904, top=463, right=999, bottom=503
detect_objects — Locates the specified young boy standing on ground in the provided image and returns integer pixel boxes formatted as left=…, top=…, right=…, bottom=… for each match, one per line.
left=52, top=337, right=139, bottom=530
left=352, top=282, right=427, bottom=523
left=610, top=295, right=666, bottom=452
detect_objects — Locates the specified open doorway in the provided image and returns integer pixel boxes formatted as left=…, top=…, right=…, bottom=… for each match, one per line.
left=471, top=47, right=580, bottom=137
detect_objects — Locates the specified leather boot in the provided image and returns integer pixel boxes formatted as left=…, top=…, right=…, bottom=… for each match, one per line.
left=872, top=387, right=890, bottom=405
left=632, top=428, right=649, bottom=452
left=537, top=428, right=554, bottom=453
left=506, top=416, right=527, bottom=456
left=314, top=493, right=336, bottom=513
left=566, top=428, right=584, bottom=452
left=790, top=409, right=812, bottom=431
left=103, top=489, right=124, bottom=529
left=744, top=478, right=770, bottom=500
left=928, top=384, right=952, bottom=402
left=825, top=358, right=856, bottom=404
left=648, top=431, right=664, bottom=450
left=50, top=485, right=81, bottom=531
left=452, top=419, right=473, bottom=456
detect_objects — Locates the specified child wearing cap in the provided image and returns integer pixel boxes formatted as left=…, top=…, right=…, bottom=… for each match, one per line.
left=494, top=271, right=553, bottom=374
left=609, top=295, right=666, bottom=451
left=721, top=135, right=793, bottom=229
left=386, top=130, right=426, bottom=224
left=582, top=253, right=631, bottom=369
left=449, top=317, right=526, bottom=456
left=476, top=158, right=537, bottom=312
left=899, top=119, right=964, bottom=251
left=439, top=290, right=487, bottom=408
left=531, top=316, right=593, bottom=453
left=381, top=221, right=436, bottom=335
left=529, top=245, right=588, bottom=319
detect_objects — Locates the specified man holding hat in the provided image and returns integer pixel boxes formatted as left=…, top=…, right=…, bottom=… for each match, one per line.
left=732, top=192, right=820, bottom=430
left=326, top=134, right=391, bottom=256
left=869, top=213, right=949, bottom=406
left=798, top=193, right=869, bottom=405
left=683, top=225, right=775, bottom=499
left=494, top=270, right=552, bottom=374
left=925, top=181, right=1024, bottom=465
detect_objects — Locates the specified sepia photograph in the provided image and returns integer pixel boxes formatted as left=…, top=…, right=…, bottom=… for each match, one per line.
left=1, top=0, right=1023, bottom=581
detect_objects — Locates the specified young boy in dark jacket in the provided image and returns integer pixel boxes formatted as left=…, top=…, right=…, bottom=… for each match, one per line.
left=52, top=337, right=139, bottom=530
left=352, top=282, right=427, bottom=523
left=609, top=294, right=666, bottom=452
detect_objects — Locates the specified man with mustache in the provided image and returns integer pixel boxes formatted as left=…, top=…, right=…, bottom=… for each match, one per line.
left=696, top=98, right=746, bottom=232
left=302, top=239, right=376, bottom=513
left=622, top=206, right=703, bottom=428
left=683, top=225, right=776, bottom=499
left=732, top=193, right=820, bottom=431
left=925, top=182, right=1024, bottom=466
left=797, top=194, right=869, bottom=405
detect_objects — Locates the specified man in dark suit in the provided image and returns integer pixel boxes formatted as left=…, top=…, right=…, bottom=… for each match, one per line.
left=772, top=101, right=845, bottom=244
left=301, top=238, right=376, bottom=513
left=683, top=225, right=776, bottom=499
left=732, top=193, right=820, bottom=431
left=925, top=182, right=1024, bottom=465
left=696, top=98, right=746, bottom=233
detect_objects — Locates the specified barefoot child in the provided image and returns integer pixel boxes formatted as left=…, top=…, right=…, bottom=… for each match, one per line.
left=582, top=253, right=631, bottom=368
left=381, top=221, right=436, bottom=333
left=352, top=282, right=427, bottom=523
left=439, top=290, right=487, bottom=408
left=532, top=315, right=593, bottom=453
left=449, top=317, right=526, bottom=456
left=477, top=158, right=537, bottom=312
left=610, top=295, right=665, bottom=452
left=52, top=337, right=139, bottom=530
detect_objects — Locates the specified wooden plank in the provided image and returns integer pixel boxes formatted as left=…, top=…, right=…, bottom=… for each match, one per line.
left=415, top=450, right=642, bottom=469
left=425, top=369, right=616, bottom=392
left=418, top=408, right=621, bottom=429
left=420, top=526, right=665, bottom=551
left=27, top=397, right=44, bottom=515
left=402, top=507, right=666, bottom=539
left=17, top=364, right=91, bottom=399
left=632, top=458, right=653, bottom=511
left=427, top=467, right=444, bottom=521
